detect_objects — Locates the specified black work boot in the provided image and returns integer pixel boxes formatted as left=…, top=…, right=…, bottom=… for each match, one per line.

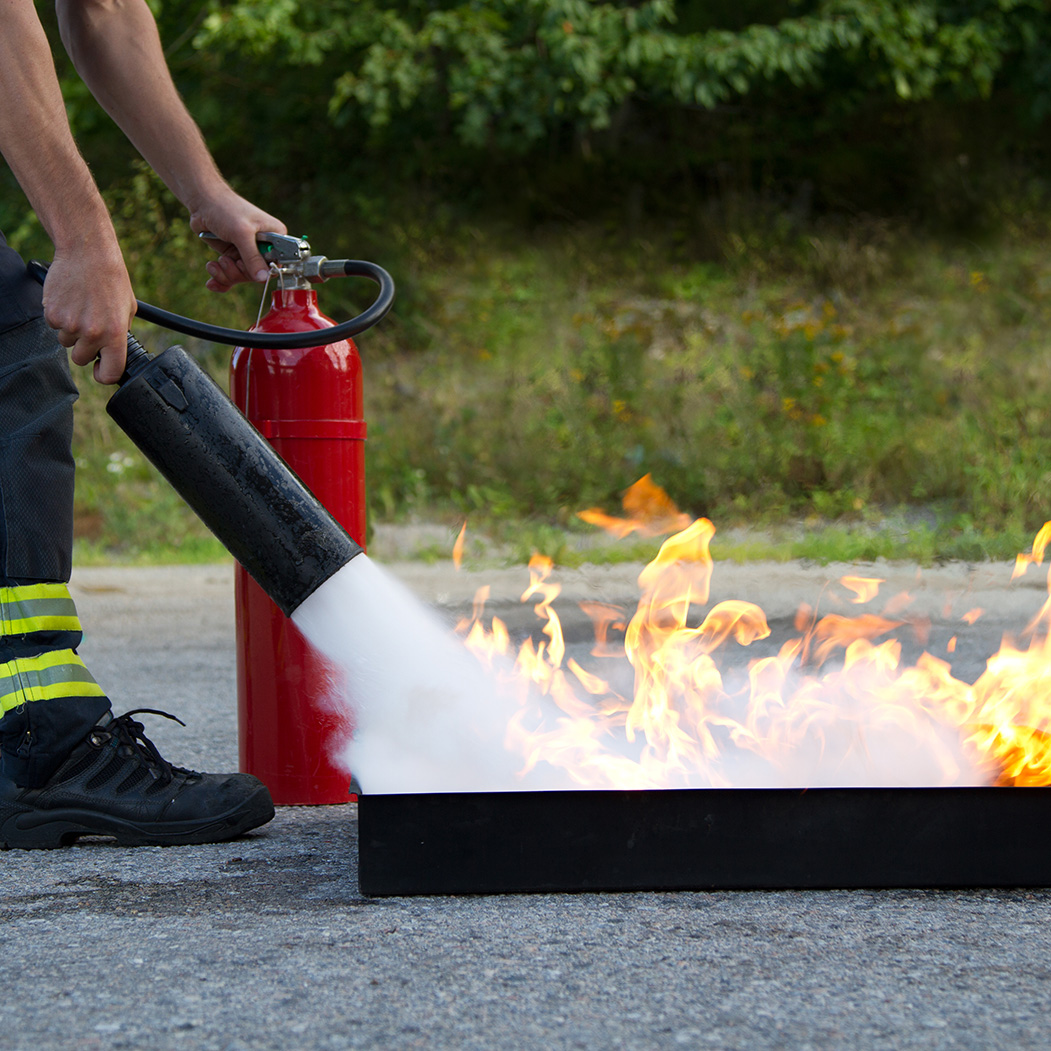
left=0, top=709, right=274, bottom=849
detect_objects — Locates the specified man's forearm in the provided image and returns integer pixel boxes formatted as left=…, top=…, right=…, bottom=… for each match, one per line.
left=0, top=0, right=118, bottom=254
left=55, top=0, right=228, bottom=216
left=0, top=0, right=277, bottom=380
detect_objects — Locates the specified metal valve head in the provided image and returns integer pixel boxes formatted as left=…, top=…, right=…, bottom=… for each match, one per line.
left=199, top=229, right=309, bottom=261
left=199, top=231, right=354, bottom=289
left=200, top=231, right=314, bottom=287
left=256, top=232, right=312, bottom=265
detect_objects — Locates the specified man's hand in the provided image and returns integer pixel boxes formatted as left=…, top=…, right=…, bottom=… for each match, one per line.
left=42, top=246, right=136, bottom=385
left=190, top=192, right=288, bottom=293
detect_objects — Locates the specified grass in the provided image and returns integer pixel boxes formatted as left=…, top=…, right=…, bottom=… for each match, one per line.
left=403, top=513, right=1032, bottom=572
left=50, top=194, right=1051, bottom=569
left=710, top=519, right=1032, bottom=566
left=73, top=536, right=229, bottom=567
left=361, top=214, right=1051, bottom=535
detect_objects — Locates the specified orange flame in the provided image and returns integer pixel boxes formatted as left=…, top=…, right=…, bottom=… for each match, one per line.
left=577, top=474, right=693, bottom=538
left=1012, top=522, right=1051, bottom=580
left=458, top=479, right=1051, bottom=789
left=452, top=521, right=467, bottom=570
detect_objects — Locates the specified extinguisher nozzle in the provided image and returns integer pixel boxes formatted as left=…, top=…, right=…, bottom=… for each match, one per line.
left=120, top=334, right=152, bottom=384
left=106, top=344, right=362, bottom=616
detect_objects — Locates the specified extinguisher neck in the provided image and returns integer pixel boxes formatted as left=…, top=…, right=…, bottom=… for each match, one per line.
left=275, top=271, right=313, bottom=293
left=254, top=286, right=332, bottom=334
left=272, top=287, right=317, bottom=307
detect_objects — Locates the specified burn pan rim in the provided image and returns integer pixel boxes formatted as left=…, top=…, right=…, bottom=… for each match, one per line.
left=356, top=785, right=1051, bottom=897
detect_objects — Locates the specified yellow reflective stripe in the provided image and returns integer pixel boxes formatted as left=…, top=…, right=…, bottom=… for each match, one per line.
left=0, top=584, right=82, bottom=636
left=0, top=649, right=105, bottom=715
left=1, top=615, right=81, bottom=635
left=0, top=584, right=69, bottom=602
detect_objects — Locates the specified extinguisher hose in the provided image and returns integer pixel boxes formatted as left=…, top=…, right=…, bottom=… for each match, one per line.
left=26, top=258, right=394, bottom=350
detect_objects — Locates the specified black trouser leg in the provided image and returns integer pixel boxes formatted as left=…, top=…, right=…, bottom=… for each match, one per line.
left=0, top=316, right=110, bottom=786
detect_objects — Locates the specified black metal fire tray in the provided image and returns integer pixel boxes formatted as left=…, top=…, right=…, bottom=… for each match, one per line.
left=356, top=786, right=1051, bottom=896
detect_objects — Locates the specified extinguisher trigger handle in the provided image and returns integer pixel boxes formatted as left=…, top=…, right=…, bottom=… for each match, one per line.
left=198, top=231, right=310, bottom=264
left=256, top=233, right=311, bottom=264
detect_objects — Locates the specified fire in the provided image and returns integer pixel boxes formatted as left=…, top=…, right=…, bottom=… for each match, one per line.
left=577, top=474, right=692, bottom=539
left=452, top=521, right=467, bottom=569
left=456, top=481, right=1051, bottom=790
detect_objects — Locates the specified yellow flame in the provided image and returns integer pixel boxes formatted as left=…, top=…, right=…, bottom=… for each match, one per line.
left=841, top=576, right=884, bottom=604
left=457, top=478, right=1051, bottom=789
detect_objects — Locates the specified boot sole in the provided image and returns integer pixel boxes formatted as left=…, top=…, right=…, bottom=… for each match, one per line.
left=0, top=787, right=275, bottom=849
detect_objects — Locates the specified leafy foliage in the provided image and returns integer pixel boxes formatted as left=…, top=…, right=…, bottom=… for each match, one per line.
left=9, top=0, right=1047, bottom=230
left=193, top=0, right=1051, bottom=149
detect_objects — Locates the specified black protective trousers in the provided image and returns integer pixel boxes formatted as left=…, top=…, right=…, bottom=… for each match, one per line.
left=0, top=235, right=77, bottom=583
left=0, top=233, right=111, bottom=785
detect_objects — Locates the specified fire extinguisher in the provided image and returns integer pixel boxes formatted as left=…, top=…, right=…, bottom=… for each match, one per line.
left=227, top=233, right=372, bottom=804
left=31, top=238, right=395, bottom=807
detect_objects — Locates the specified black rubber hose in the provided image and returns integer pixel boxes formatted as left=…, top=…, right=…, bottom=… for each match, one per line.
left=27, top=258, right=395, bottom=349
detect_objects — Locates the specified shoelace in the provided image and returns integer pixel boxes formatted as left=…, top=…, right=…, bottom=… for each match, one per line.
left=105, top=708, right=198, bottom=786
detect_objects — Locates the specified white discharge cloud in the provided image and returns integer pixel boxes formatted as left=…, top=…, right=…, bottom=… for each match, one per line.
left=292, top=555, right=992, bottom=794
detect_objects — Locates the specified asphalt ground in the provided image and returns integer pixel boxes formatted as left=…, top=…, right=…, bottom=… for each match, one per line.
left=3, top=554, right=1051, bottom=1050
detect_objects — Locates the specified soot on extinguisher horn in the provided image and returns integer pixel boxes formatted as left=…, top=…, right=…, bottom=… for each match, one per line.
left=107, top=341, right=362, bottom=617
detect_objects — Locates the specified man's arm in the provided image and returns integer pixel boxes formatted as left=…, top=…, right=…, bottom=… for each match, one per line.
left=0, top=0, right=135, bottom=383
left=55, top=0, right=286, bottom=294
left=0, top=0, right=286, bottom=383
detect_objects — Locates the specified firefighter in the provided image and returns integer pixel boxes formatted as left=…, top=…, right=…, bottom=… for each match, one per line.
left=0, top=0, right=284, bottom=847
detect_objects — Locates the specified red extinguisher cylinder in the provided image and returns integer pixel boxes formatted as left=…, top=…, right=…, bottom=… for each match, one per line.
left=231, top=287, right=366, bottom=805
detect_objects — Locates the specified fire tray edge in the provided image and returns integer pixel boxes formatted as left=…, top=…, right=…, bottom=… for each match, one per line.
left=356, top=787, right=1051, bottom=897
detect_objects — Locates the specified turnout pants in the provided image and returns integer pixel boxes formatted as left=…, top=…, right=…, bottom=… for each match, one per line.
left=0, top=233, right=111, bottom=787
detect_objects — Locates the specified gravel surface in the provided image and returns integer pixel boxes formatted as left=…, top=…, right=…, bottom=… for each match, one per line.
left=1, top=556, right=1049, bottom=1050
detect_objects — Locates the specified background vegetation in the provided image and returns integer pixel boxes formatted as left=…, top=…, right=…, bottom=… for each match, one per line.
left=7, top=0, right=1051, bottom=563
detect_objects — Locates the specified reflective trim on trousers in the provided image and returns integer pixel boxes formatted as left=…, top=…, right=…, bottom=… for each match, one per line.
left=0, top=647, right=105, bottom=715
left=0, top=583, right=81, bottom=636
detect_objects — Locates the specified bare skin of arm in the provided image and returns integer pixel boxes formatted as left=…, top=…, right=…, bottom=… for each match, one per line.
left=55, top=0, right=286, bottom=292
left=0, top=0, right=285, bottom=383
left=0, top=0, right=134, bottom=382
